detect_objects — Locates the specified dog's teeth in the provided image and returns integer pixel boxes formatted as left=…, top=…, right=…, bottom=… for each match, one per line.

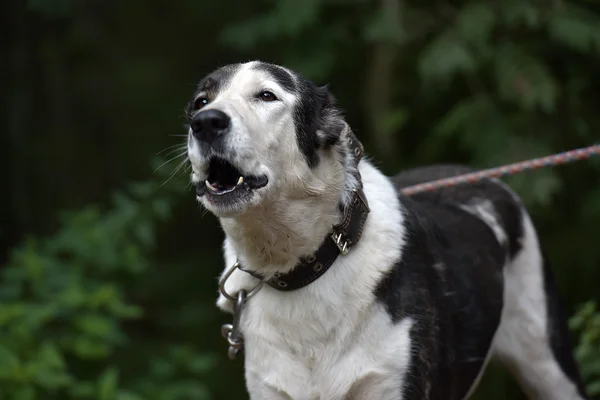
left=205, top=180, right=218, bottom=192
left=237, top=176, right=244, bottom=185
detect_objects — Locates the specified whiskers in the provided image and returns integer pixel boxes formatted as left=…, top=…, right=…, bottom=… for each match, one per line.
left=155, top=141, right=191, bottom=187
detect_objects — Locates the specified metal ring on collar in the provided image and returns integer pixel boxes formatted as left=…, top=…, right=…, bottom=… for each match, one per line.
left=219, top=262, right=264, bottom=301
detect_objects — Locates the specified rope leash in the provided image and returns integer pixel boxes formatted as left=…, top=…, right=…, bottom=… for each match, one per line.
left=400, top=144, right=600, bottom=196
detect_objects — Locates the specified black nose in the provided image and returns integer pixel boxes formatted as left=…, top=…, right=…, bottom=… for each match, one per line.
left=190, top=109, right=231, bottom=144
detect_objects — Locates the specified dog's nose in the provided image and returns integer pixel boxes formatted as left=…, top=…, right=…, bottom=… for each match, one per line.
left=190, top=109, right=231, bottom=144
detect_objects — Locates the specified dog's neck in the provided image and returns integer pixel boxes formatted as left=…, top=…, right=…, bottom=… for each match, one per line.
left=219, top=131, right=362, bottom=279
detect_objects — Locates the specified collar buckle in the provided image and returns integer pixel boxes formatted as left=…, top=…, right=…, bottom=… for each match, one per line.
left=332, top=232, right=350, bottom=255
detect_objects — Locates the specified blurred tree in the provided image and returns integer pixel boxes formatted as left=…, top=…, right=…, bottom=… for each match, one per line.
left=1, top=0, right=600, bottom=398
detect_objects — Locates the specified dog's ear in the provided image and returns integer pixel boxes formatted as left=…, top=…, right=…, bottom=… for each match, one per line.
left=318, top=85, right=337, bottom=107
left=316, top=85, right=345, bottom=147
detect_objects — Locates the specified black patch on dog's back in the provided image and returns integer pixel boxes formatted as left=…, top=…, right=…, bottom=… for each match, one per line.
left=376, top=195, right=506, bottom=399
left=375, top=164, right=534, bottom=399
left=392, top=164, right=524, bottom=258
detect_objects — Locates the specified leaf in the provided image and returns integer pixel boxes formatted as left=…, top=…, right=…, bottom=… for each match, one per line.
left=98, top=367, right=120, bottom=400
left=116, top=390, right=145, bottom=400
left=548, top=3, right=600, bottom=53
left=188, top=354, right=217, bottom=375
left=12, top=386, right=36, bottom=400
left=418, top=30, right=477, bottom=81
left=133, top=219, right=155, bottom=248
left=71, top=336, right=110, bottom=359
left=435, top=96, right=494, bottom=138
left=31, top=368, right=72, bottom=390
left=501, top=1, right=542, bottom=28
left=493, top=44, right=559, bottom=112
left=455, top=3, right=496, bottom=47
left=505, top=169, right=562, bottom=207
left=219, top=0, right=322, bottom=50
left=37, top=343, right=65, bottom=369
left=0, top=345, right=20, bottom=379
left=75, top=314, right=114, bottom=337
left=588, top=380, right=600, bottom=396
left=378, top=109, right=409, bottom=135
left=70, top=381, right=96, bottom=397
left=364, top=6, right=405, bottom=44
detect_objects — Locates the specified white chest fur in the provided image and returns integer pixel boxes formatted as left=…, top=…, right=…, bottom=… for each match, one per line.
left=217, top=162, right=412, bottom=399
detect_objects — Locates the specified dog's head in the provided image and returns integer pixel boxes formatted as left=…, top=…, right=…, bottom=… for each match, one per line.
left=186, top=61, right=350, bottom=217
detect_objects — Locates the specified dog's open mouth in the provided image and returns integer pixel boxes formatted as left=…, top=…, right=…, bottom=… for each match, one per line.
left=197, top=157, right=268, bottom=197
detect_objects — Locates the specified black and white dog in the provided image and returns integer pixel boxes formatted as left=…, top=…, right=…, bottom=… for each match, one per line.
left=185, top=61, right=589, bottom=400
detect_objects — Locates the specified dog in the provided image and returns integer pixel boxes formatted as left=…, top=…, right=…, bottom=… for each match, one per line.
left=185, top=61, right=589, bottom=400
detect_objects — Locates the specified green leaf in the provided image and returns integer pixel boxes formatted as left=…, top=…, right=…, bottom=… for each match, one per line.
left=419, top=30, right=476, bottom=81
left=588, top=380, right=600, bottom=396
left=548, top=3, right=600, bottom=53
left=0, top=345, right=20, bottom=379
left=116, top=390, right=145, bottom=400
left=71, top=336, right=110, bottom=359
left=501, top=1, right=542, bottom=28
left=98, top=367, right=120, bottom=400
left=75, top=314, right=114, bottom=337
left=70, top=381, right=96, bottom=397
left=435, top=96, right=494, bottom=138
left=378, top=109, right=409, bottom=135
left=219, top=0, right=322, bottom=50
left=364, top=7, right=405, bottom=44
left=455, top=3, right=496, bottom=47
left=31, top=368, right=72, bottom=390
left=494, top=44, right=559, bottom=112
left=12, top=386, right=36, bottom=400
left=37, top=343, right=65, bottom=369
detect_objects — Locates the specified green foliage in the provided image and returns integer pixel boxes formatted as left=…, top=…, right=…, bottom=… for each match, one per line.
left=4, top=0, right=600, bottom=399
left=571, top=302, right=600, bottom=396
left=0, top=174, right=214, bottom=399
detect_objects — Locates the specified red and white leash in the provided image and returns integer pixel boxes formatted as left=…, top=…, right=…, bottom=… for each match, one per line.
left=401, top=144, right=600, bottom=196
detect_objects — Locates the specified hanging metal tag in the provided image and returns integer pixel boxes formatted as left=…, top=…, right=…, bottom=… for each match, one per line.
left=221, top=289, right=247, bottom=360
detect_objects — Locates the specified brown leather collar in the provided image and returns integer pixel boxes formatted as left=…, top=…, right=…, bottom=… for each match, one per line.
left=239, top=126, right=370, bottom=291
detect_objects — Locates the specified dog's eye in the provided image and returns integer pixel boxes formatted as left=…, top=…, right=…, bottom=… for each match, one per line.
left=193, top=97, right=209, bottom=110
left=257, top=91, right=278, bottom=102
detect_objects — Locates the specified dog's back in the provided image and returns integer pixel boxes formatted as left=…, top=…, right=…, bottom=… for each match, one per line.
left=388, top=164, right=588, bottom=399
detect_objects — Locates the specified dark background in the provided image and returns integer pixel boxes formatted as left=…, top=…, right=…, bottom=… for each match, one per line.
left=1, top=0, right=599, bottom=399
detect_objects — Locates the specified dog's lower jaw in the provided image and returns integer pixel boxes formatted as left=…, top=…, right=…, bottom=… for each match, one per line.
left=219, top=191, right=344, bottom=277
left=219, top=159, right=351, bottom=277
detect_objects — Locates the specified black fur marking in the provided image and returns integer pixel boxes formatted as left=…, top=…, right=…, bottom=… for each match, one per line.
left=293, top=82, right=328, bottom=168
left=376, top=195, right=506, bottom=399
left=253, top=63, right=344, bottom=168
left=393, top=164, right=524, bottom=258
left=291, top=81, right=346, bottom=168
left=374, top=165, right=540, bottom=399
left=542, top=252, right=590, bottom=398
left=387, top=164, right=589, bottom=398
left=252, top=62, right=297, bottom=93
left=187, top=64, right=241, bottom=116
